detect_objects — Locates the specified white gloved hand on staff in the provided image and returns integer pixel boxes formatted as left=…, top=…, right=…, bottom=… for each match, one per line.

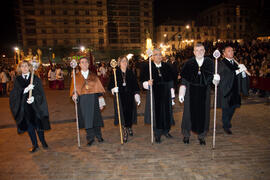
left=72, top=93, right=78, bottom=102
left=178, top=85, right=186, bottom=103
left=99, top=96, right=106, bottom=110
left=236, top=64, right=247, bottom=75
left=143, top=80, right=153, bottom=90
left=111, top=87, right=119, bottom=94
left=134, top=94, right=141, bottom=106
left=212, top=74, right=220, bottom=86
left=171, top=88, right=175, bottom=106
left=27, top=96, right=34, bottom=104
left=23, top=84, right=34, bottom=94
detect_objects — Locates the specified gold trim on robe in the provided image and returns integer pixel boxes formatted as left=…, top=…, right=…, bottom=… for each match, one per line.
left=70, top=72, right=105, bottom=96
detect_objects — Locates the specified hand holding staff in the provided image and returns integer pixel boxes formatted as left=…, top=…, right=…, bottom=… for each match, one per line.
left=28, top=58, right=40, bottom=100
left=212, top=49, right=221, bottom=149
left=110, top=59, right=124, bottom=145
left=70, top=59, right=81, bottom=148
left=233, top=57, right=251, bottom=76
left=146, top=48, right=154, bottom=144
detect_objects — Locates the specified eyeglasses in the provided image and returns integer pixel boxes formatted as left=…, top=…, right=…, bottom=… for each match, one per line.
left=153, top=53, right=162, bottom=56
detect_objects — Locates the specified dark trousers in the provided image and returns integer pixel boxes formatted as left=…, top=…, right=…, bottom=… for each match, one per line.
left=182, top=129, right=207, bottom=140
left=154, top=128, right=170, bottom=138
left=222, top=105, right=237, bottom=129
left=27, top=123, right=46, bottom=147
left=85, top=127, right=102, bottom=141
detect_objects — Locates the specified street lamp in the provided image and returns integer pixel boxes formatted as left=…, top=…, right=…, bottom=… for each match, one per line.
left=186, top=25, right=190, bottom=29
left=14, top=47, right=20, bottom=64
left=80, top=46, right=85, bottom=52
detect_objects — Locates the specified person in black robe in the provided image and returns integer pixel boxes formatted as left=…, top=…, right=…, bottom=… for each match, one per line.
left=141, top=49, right=175, bottom=144
left=108, top=56, right=140, bottom=143
left=179, top=43, right=218, bottom=145
left=9, top=60, right=50, bottom=153
left=217, top=46, right=249, bottom=135
left=70, top=57, right=106, bottom=146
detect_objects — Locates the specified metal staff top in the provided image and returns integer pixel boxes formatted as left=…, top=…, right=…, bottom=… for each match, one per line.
left=70, top=59, right=78, bottom=69
left=213, top=49, right=221, bottom=59
left=110, top=59, right=117, bottom=69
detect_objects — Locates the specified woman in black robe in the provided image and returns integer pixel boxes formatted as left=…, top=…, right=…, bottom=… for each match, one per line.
left=9, top=60, right=50, bottom=153
left=108, top=56, right=140, bottom=143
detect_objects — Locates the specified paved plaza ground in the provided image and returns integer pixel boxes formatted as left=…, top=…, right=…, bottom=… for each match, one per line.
left=0, top=88, right=270, bottom=180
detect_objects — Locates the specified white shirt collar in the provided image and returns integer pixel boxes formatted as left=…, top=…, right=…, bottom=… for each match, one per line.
left=22, top=72, right=30, bottom=79
left=225, top=57, right=233, bottom=62
left=154, top=62, right=162, bottom=68
left=81, top=70, right=89, bottom=79
left=195, top=57, right=204, bottom=67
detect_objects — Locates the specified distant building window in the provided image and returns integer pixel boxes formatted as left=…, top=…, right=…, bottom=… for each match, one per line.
left=98, top=29, right=104, bottom=33
left=98, top=20, right=103, bottom=25
left=52, top=29, right=57, bottom=33
left=99, top=38, right=104, bottom=44
left=24, top=10, right=35, bottom=15
left=63, top=10, right=67, bottom=15
left=85, top=10, right=89, bottom=15
left=53, top=39, right=57, bottom=45
left=144, top=12, right=149, bottom=17
left=51, top=10, right=56, bottom=15
left=84, top=0, right=89, bottom=4
left=75, top=10, right=79, bottom=15
left=25, top=19, right=36, bottom=26
left=41, top=29, right=46, bottom=34
left=74, top=0, right=78, bottom=4
left=97, top=1, right=102, bottom=7
left=86, top=19, right=90, bottom=24
left=26, top=28, right=36, bottom=34
left=23, top=0, right=34, bottom=6
left=40, top=10, right=45, bottom=15
left=76, top=39, right=80, bottom=44
left=27, top=39, right=37, bottom=46
left=42, top=39, right=47, bottom=46
left=178, top=27, right=181, bottom=31
left=64, top=29, right=68, bottom=33
left=171, top=27, right=174, bottom=31
left=76, top=29, right=80, bottom=33
left=86, top=29, right=90, bottom=33
left=97, top=11, right=103, bottom=16
left=50, top=0, right=55, bottom=4
left=64, top=19, right=68, bottom=24
left=165, top=27, right=168, bottom=32
left=75, top=19, right=79, bottom=24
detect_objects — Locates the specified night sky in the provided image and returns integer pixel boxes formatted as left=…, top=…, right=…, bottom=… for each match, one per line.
left=0, top=0, right=227, bottom=56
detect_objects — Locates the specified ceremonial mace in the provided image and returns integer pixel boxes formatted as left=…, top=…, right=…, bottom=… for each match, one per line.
left=233, top=56, right=251, bottom=76
left=70, top=59, right=81, bottom=148
left=213, top=49, right=221, bottom=149
left=146, top=48, right=154, bottom=144
left=110, top=59, right=124, bottom=144
left=28, top=58, right=40, bottom=99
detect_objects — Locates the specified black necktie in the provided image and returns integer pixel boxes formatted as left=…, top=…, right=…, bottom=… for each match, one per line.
left=24, top=75, right=27, bottom=80
left=230, top=60, right=234, bottom=64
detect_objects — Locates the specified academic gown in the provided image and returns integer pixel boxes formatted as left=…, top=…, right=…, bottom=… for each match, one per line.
left=9, top=74, right=50, bottom=134
left=180, top=57, right=214, bottom=134
left=70, top=72, right=105, bottom=129
left=140, top=62, right=175, bottom=130
left=108, top=67, right=140, bottom=127
left=217, top=58, right=250, bottom=108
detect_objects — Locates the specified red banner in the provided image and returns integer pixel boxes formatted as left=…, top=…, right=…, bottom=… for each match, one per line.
left=250, top=77, right=270, bottom=91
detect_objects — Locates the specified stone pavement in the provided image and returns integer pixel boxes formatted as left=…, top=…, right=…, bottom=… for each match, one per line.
left=0, top=100, right=270, bottom=179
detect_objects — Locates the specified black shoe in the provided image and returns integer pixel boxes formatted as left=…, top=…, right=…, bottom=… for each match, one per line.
left=199, top=139, right=206, bottom=145
left=165, top=133, right=173, bottom=138
left=155, top=136, right=161, bottom=144
left=29, top=146, right=39, bottom=153
left=183, top=137, right=189, bottom=144
left=128, top=128, right=133, bottom=136
left=97, top=137, right=104, bottom=143
left=87, top=139, right=95, bottom=146
left=224, top=128, right=232, bottom=135
left=123, top=128, right=128, bottom=143
left=42, top=142, right=49, bottom=149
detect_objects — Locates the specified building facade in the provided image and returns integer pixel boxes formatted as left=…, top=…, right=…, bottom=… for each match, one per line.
left=156, top=21, right=216, bottom=54
left=15, top=0, right=153, bottom=58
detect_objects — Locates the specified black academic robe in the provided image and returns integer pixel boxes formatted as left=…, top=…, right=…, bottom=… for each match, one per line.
left=9, top=74, right=50, bottom=134
left=180, top=57, right=214, bottom=134
left=217, top=58, right=250, bottom=108
left=108, top=67, right=140, bottom=126
left=140, top=62, right=175, bottom=130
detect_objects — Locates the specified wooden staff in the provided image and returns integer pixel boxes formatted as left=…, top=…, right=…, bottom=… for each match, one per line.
left=213, top=49, right=221, bottom=149
left=233, top=56, right=251, bottom=76
left=146, top=48, right=154, bottom=144
left=110, top=59, right=124, bottom=144
left=28, top=59, right=40, bottom=99
left=70, top=59, right=81, bottom=148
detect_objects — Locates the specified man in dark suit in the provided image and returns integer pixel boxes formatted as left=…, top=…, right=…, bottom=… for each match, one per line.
left=217, top=46, right=249, bottom=134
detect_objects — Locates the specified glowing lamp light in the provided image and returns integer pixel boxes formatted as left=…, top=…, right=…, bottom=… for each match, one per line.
left=126, top=53, right=134, bottom=60
left=80, top=46, right=85, bottom=52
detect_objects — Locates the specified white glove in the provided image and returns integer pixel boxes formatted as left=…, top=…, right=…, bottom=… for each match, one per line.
left=212, top=74, right=220, bottom=86
left=171, top=88, right=175, bottom=98
left=172, top=99, right=175, bottom=106
left=236, top=64, right=247, bottom=75
left=143, top=81, right=149, bottom=90
left=111, top=87, right=119, bottom=94
left=27, top=96, right=34, bottom=104
left=178, top=85, right=186, bottom=103
left=23, top=84, right=34, bottom=94
left=134, top=94, right=141, bottom=106
left=72, top=93, right=78, bottom=102
left=99, top=96, right=106, bottom=110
